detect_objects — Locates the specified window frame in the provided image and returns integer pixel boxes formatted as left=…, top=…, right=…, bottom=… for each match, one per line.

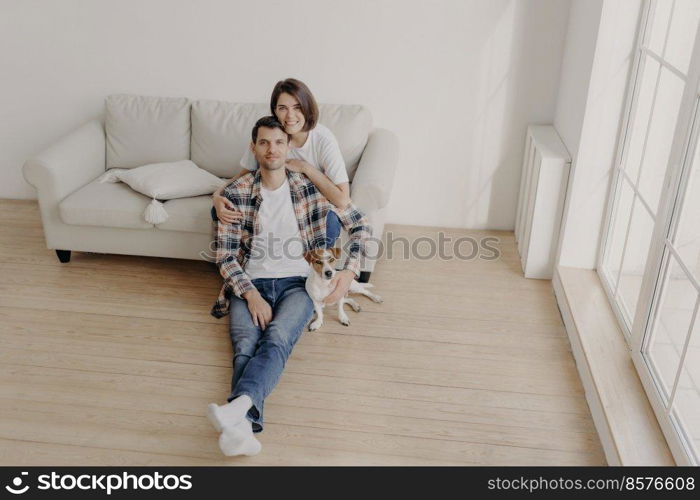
left=596, top=0, right=700, bottom=465
left=597, top=0, right=652, bottom=340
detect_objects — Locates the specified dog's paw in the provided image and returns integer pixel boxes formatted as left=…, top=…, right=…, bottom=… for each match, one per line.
left=349, top=303, right=361, bottom=313
left=371, top=295, right=384, bottom=304
left=339, top=315, right=350, bottom=326
left=308, top=320, right=322, bottom=331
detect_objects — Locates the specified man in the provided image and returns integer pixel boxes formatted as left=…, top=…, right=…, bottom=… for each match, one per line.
left=207, top=116, right=371, bottom=456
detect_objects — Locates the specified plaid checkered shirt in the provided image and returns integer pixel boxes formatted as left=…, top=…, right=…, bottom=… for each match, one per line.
left=210, top=169, right=372, bottom=318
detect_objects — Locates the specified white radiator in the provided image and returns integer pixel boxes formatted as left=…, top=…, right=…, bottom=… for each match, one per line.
left=515, top=125, right=571, bottom=279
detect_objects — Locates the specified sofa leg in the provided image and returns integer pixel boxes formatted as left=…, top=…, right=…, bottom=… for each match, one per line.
left=56, top=250, right=71, bottom=263
left=358, top=271, right=371, bottom=283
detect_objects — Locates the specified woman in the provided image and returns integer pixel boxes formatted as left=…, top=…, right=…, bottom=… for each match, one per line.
left=212, top=78, right=351, bottom=235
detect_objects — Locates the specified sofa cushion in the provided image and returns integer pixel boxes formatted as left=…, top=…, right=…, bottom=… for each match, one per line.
left=106, top=94, right=190, bottom=169
left=191, top=101, right=267, bottom=178
left=59, top=178, right=154, bottom=229
left=191, top=100, right=372, bottom=179
left=156, top=195, right=215, bottom=235
left=318, top=104, right=372, bottom=179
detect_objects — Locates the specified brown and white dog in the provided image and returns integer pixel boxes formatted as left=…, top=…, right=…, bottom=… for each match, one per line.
left=304, top=247, right=383, bottom=331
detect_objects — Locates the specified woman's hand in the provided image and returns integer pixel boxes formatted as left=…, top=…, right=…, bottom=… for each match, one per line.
left=213, top=194, right=243, bottom=224
left=285, top=159, right=310, bottom=174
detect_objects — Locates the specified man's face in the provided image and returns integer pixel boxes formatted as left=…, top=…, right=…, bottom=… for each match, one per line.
left=251, top=126, right=289, bottom=171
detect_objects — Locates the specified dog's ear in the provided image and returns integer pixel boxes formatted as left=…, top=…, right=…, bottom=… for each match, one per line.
left=330, top=247, right=342, bottom=259
left=304, top=252, right=314, bottom=264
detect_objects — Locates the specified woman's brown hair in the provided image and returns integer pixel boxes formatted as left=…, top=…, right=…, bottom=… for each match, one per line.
left=270, top=78, right=319, bottom=132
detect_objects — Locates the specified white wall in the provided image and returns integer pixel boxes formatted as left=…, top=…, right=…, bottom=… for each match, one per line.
left=554, top=0, right=644, bottom=269
left=1, top=0, right=570, bottom=229
left=553, top=0, right=604, bottom=161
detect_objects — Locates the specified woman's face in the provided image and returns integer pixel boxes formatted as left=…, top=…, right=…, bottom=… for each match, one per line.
left=274, top=92, right=306, bottom=136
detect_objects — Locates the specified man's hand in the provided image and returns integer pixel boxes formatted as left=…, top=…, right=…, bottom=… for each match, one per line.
left=213, top=194, right=244, bottom=224
left=323, top=270, right=356, bottom=305
left=285, top=159, right=311, bottom=174
left=243, top=289, right=273, bottom=329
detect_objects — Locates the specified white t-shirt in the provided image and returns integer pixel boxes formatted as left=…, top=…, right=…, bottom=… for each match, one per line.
left=244, top=178, right=310, bottom=280
left=241, top=124, right=349, bottom=185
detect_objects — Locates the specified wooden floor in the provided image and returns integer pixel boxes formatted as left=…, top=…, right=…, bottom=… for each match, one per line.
left=0, top=200, right=606, bottom=465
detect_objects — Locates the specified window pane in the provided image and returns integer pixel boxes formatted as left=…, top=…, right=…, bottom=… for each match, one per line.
left=672, top=315, right=700, bottom=460
left=603, top=178, right=635, bottom=292
left=646, top=253, right=698, bottom=400
left=664, top=97, right=700, bottom=462
left=624, top=56, right=661, bottom=182
left=646, top=0, right=674, bottom=56
left=618, top=197, right=655, bottom=324
left=665, top=0, right=700, bottom=74
left=673, top=123, right=700, bottom=283
left=637, top=67, right=685, bottom=215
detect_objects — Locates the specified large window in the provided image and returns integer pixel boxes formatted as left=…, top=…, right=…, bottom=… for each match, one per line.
left=599, top=0, right=700, bottom=465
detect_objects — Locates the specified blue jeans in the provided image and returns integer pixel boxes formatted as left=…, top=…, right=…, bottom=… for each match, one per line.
left=227, top=276, right=314, bottom=432
left=212, top=206, right=341, bottom=250
left=324, top=210, right=341, bottom=249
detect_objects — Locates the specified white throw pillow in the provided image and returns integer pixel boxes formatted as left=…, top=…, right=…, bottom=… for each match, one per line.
left=98, top=160, right=225, bottom=224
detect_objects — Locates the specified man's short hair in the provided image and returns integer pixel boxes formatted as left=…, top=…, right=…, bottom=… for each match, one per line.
left=251, top=116, right=290, bottom=143
left=270, top=78, right=319, bottom=132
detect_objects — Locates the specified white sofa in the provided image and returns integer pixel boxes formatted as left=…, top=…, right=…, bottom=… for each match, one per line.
left=23, top=95, right=399, bottom=280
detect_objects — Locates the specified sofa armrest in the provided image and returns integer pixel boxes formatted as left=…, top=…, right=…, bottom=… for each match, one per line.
left=350, top=128, right=399, bottom=212
left=23, top=119, right=106, bottom=204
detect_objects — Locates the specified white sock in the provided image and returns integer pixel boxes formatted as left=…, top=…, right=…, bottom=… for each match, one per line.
left=207, top=395, right=253, bottom=432
left=218, top=418, right=262, bottom=457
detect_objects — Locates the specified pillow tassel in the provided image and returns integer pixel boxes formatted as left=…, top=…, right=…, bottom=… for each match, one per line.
left=98, top=168, right=127, bottom=183
left=144, top=197, right=169, bottom=224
